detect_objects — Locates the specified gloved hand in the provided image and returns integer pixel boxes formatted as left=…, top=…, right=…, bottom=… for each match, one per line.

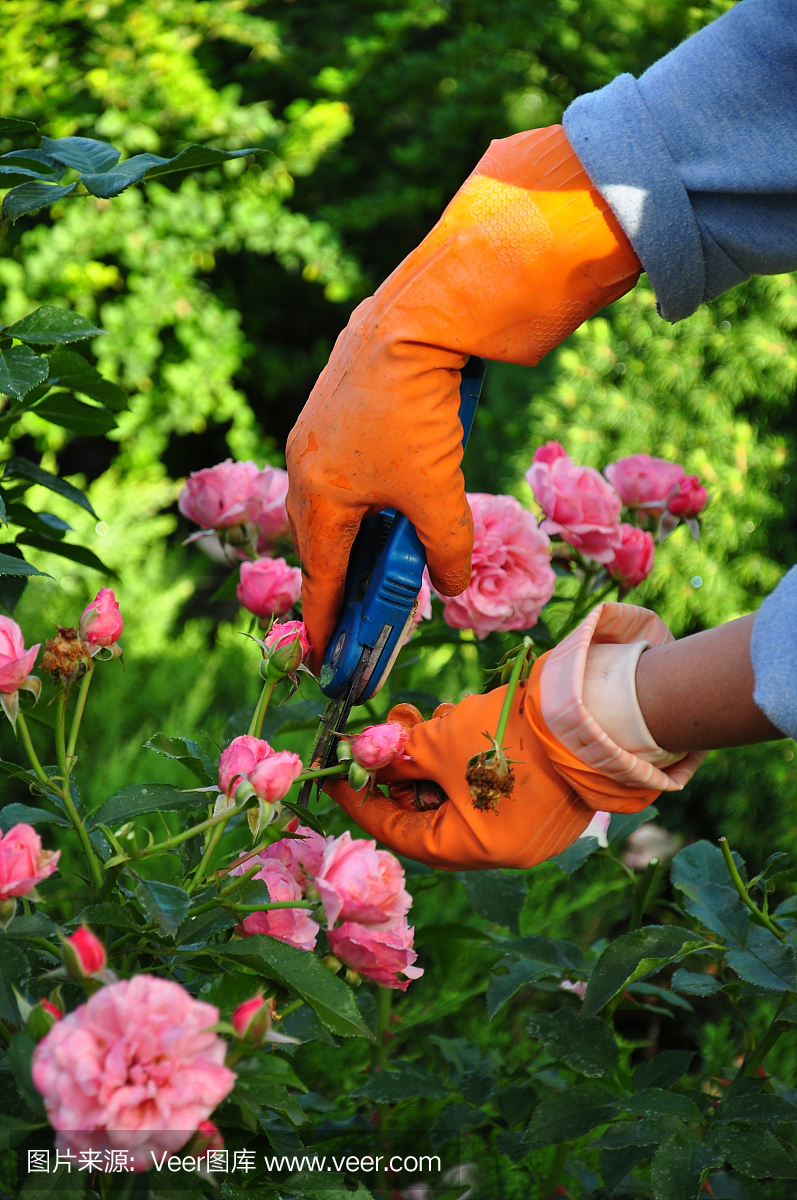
left=325, top=604, right=704, bottom=870
left=286, top=126, right=640, bottom=670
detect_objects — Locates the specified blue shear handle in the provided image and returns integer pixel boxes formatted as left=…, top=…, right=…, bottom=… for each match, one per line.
left=319, top=357, right=486, bottom=701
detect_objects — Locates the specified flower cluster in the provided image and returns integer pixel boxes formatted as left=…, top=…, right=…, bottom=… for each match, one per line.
left=218, top=734, right=303, bottom=805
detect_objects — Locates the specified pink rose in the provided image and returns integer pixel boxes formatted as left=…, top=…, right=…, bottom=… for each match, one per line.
left=350, top=723, right=410, bottom=771
left=237, top=557, right=302, bottom=619
left=327, top=918, right=424, bottom=991
left=0, top=823, right=59, bottom=900
left=251, top=465, right=290, bottom=551
left=234, top=860, right=319, bottom=951
left=604, top=454, right=685, bottom=512
left=0, top=616, right=39, bottom=695
left=526, top=453, right=622, bottom=564
left=218, top=735, right=274, bottom=796
left=262, top=820, right=326, bottom=889
left=62, top=925, right=107, bottom=979
left=315, top=831, right=411, bottom=929
left=178, top=459, right=262, bottom=529
left=231, top=995, right=274, bottom=1044
left=580, top=810, right=611, bottom=848
left=79, top=588, right=123, bottom=648
left=532, top=440, right=568, bottom=466
left=667, top=475, right=707, bottom=517
left=263, top=619, right=311, bottom=674
left=559, top=979, right=587, bottom=1000
left=438, top=493, right=555, bottom=639
left=248, top=751, right=303, bottom=803
left=607, top=524, right=655, bottom=589
left=31, top=975, right=236, bottom=1170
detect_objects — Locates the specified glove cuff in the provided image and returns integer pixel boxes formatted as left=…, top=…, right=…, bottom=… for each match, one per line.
left=539, top=601, right=705, bottom=793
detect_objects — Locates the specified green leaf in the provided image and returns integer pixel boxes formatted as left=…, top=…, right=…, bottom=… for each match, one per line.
left=430, top=1102, right=487, bottom=1149
left=90, top=782, right=204, bottom=827
left=77, top=153, right=170, bottom=198
left=623, top=1088, right=702, bottom=1121
left=601, top=1145, right=656, bottom=1195
left=142, top=144, right=264, bottom=180
left=80, top=903, right=143, bottom=933
left=44, top=350, right=128, bottom=410
left=218, top=935, right=374, bottom=1040
left=352, top=1061, right=449, bottom=1102
left=4, top=455, right=97, bottom=515
left=283, top=1173, right=373, bottom=1200
left=32, top=393, right=117, bottom=436
left=0, top=550, right=49, bottom=579
left=716, top=1078, right=797, bottom=1125
left=0, top=544, right=33, bottom=611
left=726, top=926, right=797, bottom=991
left=671, top=840, right=747, bottom=889
left=650, top=1132, right=722, bottom=1200
left=19, top=1165, right=85, bottom=1200
left=236, top=1050, right=307, bottom=1094
left=526, top=1007, right=620, bottom=1078
left=144, top=734, right=216, bottom=786
left=234, top=1078, right=306, bottom=1127
left=708, top=1124, right=797, bottom=1179
left=671, top=968, right=724, bottom=996
left=505, top=935, right=585, bottom=970
left=527, top=1083, right=620, bottom=1145
left=675, top=882, right=749, bottom=946
left=4, top=306, right=104, bottom=346
left=607, top=806, right=659, bottom=845
left=583, top=926, right=709, bottom=1016
left=40, top=136, right=120, bottom=174
left=7, top=1032, right=45, bottom=1116
left=199, top=971, right=268, bottom=1014
left=487, top=957, right=560, bottom=1017
left=132, top=876, right=191, bottom=937
left=0, top=118, right=38, bottom=137
left=0, top=803, right=69, bottom=830
left=15, top=532, right=117, bottom=577
left=5, top=913, right=56, bottom=939
left=0, top=150, right=63, bottom=186
left=6, top=503, right=70, bottom=539
left=632, top=1050, right=695, bottom=1092
left=0, top=941, right=30, bottom=1025
left=280, top=1004, right=336, bottom=1046
left=176, top=908, right=236, bottom=946
left=550, top=836, right=600, bottom=875
left=456, top=870, right=527, bottom=934
left=0, top=346, right=48, bottom=399
left=2, top=181, right=76, bottom=221
left=594, top=1118, right=682, bottom=1148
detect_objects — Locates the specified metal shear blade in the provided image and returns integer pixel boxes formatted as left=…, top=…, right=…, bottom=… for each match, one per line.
left=296, top=641, right=372, bottom=808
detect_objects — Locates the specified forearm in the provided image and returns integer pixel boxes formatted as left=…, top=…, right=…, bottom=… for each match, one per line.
left=635, top=613, right=783, bottom=752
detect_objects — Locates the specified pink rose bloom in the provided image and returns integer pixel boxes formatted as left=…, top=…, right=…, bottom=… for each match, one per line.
left=248, top=750, right=303, bottom=803
left=350, top=723, right=410, bottom=771
left=31, top=975, right=236, bottom=1170
left=0, top=616, right=39, bottom=695
left=604, top=454, right=685, bottom=512
left=668, top=475, right=708, bottom=517
left=315, top=831, right=411, bottom=929
left=526, top=450, right=622, bottom=564
left=79, top=588, right=123, bottom=648
left=559, top=979, right=588, bottom=1000
left=263, top=619, right=311, bottom=673
left=0, top=823, right=59, bottom=900
left=328, top=918, right=424, bottom=991
left=233, top=860, right=319, bottom=951
left=533, top=440, right=568, bottom=466
left=607, top=524, right=655, bottom=589
left=237, top=557, right=302, bottom=619
left=580, top=810, right=611, bottom=848
left=263, top=820, right=326, bottom=889
left=63, top=925, right=107, bottom=978
left=438, top=493, right=555, bottom=639
left=251, top=465, right=290, bottom=550
left=178, top=459, right=262, bottom=529
left=218, top=735, right=274, bottom=796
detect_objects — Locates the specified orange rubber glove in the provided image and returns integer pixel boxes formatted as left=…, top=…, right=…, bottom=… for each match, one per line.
left=325, top=604, right=704, bottom=871
left=286, top=125, right=641, bottom=670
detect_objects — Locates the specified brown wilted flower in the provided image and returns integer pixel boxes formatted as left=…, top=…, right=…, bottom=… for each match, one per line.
left=42, top=626, right=92, bottom=687
left=466, top=743, right=515, bottom=812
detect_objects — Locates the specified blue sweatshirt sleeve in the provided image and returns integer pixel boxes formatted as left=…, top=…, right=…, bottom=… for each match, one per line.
left=563, top=0, right=797, bottom=322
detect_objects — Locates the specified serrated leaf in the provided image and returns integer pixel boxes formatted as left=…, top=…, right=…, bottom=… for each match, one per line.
left=623, top=1088, right=702, bottom=1121
left=40, top=136, right=120, bottom=174
left=234, top=1077, right=306, bottom=1127
left=44, top=349, right=128, bottom=410
left=142, top=144, right=264, bottom=180
left=526, top=1006, right=620, bottom=1078
left=15, top=532, right=117, bottom=578
left=2, top=181, right=76, bottom=221
left=671, top=840, right=747, bottom=889
left=455, top=870, right=527, bottom=934
left=7, top=1032, right=45, bottom=1116
left=0, top=118, right=39, bottom=137
left=0, top=544, right=33, bottom=611
left=551, top=835, right=600, bottom=875
left=352, top=1061, right=449, bottom=1102
left=145, top=734, right=216, bottom=786
left=607, top=805, right=660, bottom=845
left=676, top=881, right=750, bottom=946
left=283, top=1173, right=373, bottom=1200
left=726, top=926, right=797, bottom=991
left=716, top=1077, right=797, bottom=1124
left=601, top=1145, right=656, bottom=1195
left=671, top=968, right=724, bottom=996
left=487, top=957, right=559, bottom=1017
left=5, top=913, right=56, bottom=939
left=0, top=551, right=49, bottom=579
left=527, top=1084, right=620, bottom=1145
left=505, top=934, right=585, bottom=970
left=650, top=1132, right=722, bottom=1200
left=78, top=152, right=170, bottom=198
left=90, top=782, right=204, bottom=827
left=80, top=903, right=143, bottom=933
left=32, top=393, right=117, bottom=436
left=4, top=306, right=104, bottom=346
left=593, top=1117, right=682, bottom=1148
left=708, top=1124, right=797, bottom=1179
left=199, top=971, right=269, bottom=1014
left=218, top=935, right=373, bottom=1040
left=0, top=346, right=48, bottom=399
left=430, top=1103, right=486, bottom=1149
left=132, top=876, right=190, bottom=937
left=4, top=455, right=96, bottom=515
left=176, top=908, right=236, bottom=946
left=632, top=1050, right=695, bottom=1092
left=0, top=150, right=63, bottom=181
left=583, top=926, right=709, bottom=1016
left=0, top=803, right=69, bottom=830
left=0, top=942, right=30, bottom=1026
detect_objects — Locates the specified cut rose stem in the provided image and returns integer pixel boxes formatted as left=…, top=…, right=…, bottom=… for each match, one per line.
left=494, top=636, right=535, bottom=751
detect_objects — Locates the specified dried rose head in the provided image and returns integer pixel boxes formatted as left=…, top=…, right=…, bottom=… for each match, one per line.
left=42, top=626, right=91, bottom=686
left=465, top=741, right=515, bottom=812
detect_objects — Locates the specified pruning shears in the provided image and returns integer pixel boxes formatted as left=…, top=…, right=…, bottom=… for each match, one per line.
left=297, top=356, right=486, bottom=807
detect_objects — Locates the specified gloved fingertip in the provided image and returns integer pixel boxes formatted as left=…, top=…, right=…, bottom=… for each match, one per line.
left=428, top=561, right=472, bottom=598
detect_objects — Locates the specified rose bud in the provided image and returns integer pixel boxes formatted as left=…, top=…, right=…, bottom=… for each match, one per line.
left=61, top=925, right=107, bottom=981
left=349, top=723, right=410, bottom=771
left=79, top=588, right=123, bottom=650
left=189, top=1120, right=225, bottom=1157
left=231, top=994, right=276, bottom=1046
left=260, top=619, right=312, bottom=679
left=247, top=751, right=303, bottom=803
left=347, top=762, right=370, bottom=792
left=218, top=735, right=274, bottom=797
left=607, top=525, right=655, bottom=589
left=26, top=997, right=63, bottom=1042
left=667, top=475, right=708, bottom=517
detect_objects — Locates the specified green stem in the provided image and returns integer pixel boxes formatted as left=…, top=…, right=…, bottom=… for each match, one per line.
left=53, top=689, right=104, bottom=893
left=231, top=900, right=314, bottom=913
left=55, top=690, right=70, bottom=785
left=297, top=763, right=349, bottom=782
left=542, top=1142, right=571, bottom=1199
left=248, top=678, right=277, bottom=739
left=630, top=857, right=660, bottom=931
left=719, top=837, right=786, bottom=941
left=134, top=800, right=248, bottom=862
left=15, top=710, right=48, bottom=787
left=186, top=821, right=228, bottom=896
left=742, top=991, right=796, bottom=1076
left=494, top=637, right=534, bottom=750
left=66, top=661, right=94, bottom=761
left=188, top=864, right=263, bottom=917
left=29, top=936, right=61, bottom=958
left=278, top=999, right=305, bottom=1020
